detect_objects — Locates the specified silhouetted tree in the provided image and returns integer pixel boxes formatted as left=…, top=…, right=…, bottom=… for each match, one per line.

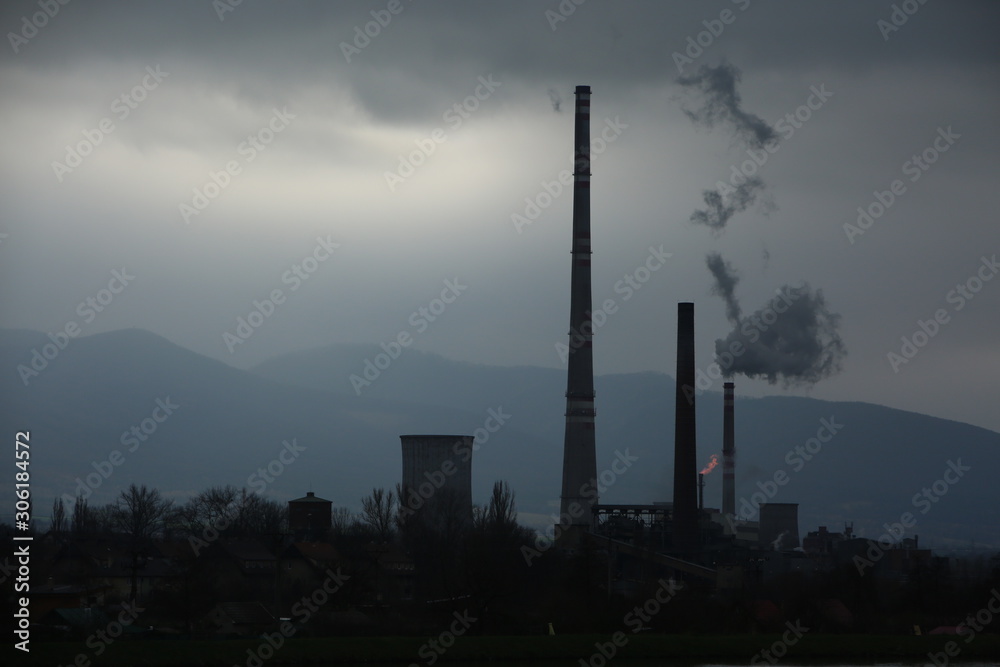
left=178, top=485, right=286, bottom=541
left=464, top=481, right=537, bottom=628
left=72, top=495, right=97, bottom=535
left=330, top=507, right=352, bottom=535
left=475, top=480, right=518, bottom=536
left=109, top=484, right=172, bottom=601
left=360, top=487, right=396, bottom=542
left=51, top=497, right=66, bottom=533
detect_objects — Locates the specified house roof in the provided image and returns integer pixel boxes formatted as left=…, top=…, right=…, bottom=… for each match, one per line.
left=364, top=542, right=414, bottom=568
left=289, top=492, right=331, bottom=504
left=215, top=602, right=274, bottom=626
left=289, top=542, right=339, bottom=562
left=44, top=607, right=109, bottom=629
left=221, top=540, right=276, bottom=561
left=33, top=583, right=109, bottom=597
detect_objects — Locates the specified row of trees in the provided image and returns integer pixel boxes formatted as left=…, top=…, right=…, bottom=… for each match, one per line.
left=51, top=485, right=286, bottom=541
left=47, top=480, right=541, bottom=611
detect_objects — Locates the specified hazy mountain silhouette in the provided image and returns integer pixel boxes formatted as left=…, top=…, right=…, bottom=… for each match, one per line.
left=2, top=328, right=997, bottom=549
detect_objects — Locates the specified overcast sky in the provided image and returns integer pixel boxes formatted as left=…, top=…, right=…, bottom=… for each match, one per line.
left=2, top=0, right=998, bottom=432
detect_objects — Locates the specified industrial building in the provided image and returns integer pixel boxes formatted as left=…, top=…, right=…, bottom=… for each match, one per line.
left=287, top=491, right=332, bottom=541
left=399, top=434, right=474, bottom=528
left=380, top=86, right=857, bottom=594
left=550, top=86, right=815, bottom=589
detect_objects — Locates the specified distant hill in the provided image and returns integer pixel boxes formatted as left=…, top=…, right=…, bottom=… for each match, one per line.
left=1, top=328, right=998, bottom=549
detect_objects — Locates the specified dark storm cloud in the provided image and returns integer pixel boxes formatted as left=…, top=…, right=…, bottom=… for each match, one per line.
left=677, top=62, right=777, bottom=150
left=706, top=252, right=742, bottom=324
left=714, top=284, right=846, bottom=386
left=3, top=1, right=996, bottom=124
left=0, top=0, right=997, bottom=437
left=690, top=177, right=765, bottom=233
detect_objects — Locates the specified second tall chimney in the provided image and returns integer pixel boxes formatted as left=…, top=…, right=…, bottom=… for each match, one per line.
left=672, top=302, right=698, bottom=553
left=723, top=381, right=735, bottom=518
left=559, top=85, right=598, bottom=529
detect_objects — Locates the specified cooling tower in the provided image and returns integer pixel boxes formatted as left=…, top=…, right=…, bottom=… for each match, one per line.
left=723, top=381, right=735, bottom=518
left=759, top=503, right=800, bottom=551
left=400, top=435, right=473, bottom=525
left=559, top=85, right=599, bottom=529
left=672, top=302, right=698, bottom=552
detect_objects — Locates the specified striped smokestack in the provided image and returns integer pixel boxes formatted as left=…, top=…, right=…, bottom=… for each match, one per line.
left=559, top=85, right=598, bottom=529
left=723, top=381, right=735, bottom=518
left=672, top=302, right=698, bottom=552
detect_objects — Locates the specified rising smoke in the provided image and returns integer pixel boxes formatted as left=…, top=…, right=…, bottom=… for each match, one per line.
left=706, top=252, right=742, bottom=323
left=677, top=61, right=777, bottom=150
left=693, top=177, right=766, bottom=233
left=679, top=62, right=777, bottom=233
left=686, top=62, right=845, bottom=384
left=712, top=283, right=846, bottom=386
left=548, top=87, right=563, bottom=113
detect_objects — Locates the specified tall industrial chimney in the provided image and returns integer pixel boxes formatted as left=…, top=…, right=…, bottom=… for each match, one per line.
left=559, top=85, right=598, bottom=529
left=723, top=381, right=735, bottom=518
left=672, top=302, right=698, bottom=553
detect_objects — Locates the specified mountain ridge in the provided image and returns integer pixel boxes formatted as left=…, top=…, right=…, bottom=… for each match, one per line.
left=2, top=327, right=997, bottom=548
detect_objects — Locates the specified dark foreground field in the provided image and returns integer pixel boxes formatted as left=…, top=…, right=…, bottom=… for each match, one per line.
left=20, top=633, right=1000, bottom=666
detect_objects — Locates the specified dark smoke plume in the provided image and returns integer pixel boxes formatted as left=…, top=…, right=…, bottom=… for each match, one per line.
left=706, top=252, right=742, bottom=323
left=714, top=283, right=846, bottom=386
left=691, top=177, right=765, bottom=232
left=548, top=87, right=563, bottom=113
left=677, top=62, right=777, bottom=150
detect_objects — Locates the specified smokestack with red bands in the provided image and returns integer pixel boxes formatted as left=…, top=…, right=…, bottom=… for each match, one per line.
left=559, top=86, right=598, bottom=528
